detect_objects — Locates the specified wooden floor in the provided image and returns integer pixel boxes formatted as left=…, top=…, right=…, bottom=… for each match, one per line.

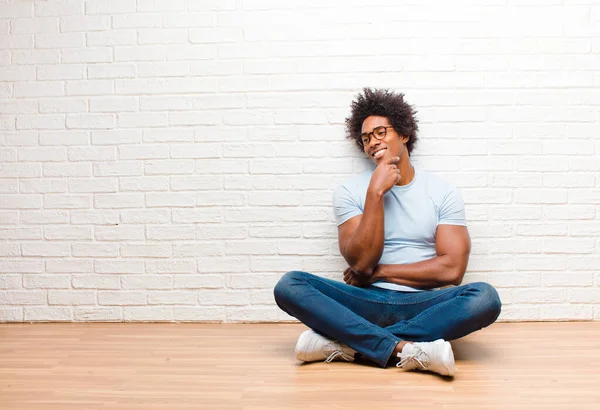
left=1, top=323, right=599, bottom=409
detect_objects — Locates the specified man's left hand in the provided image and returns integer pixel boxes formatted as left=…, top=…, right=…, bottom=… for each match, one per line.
left=343, top=267, right=374, bottom=287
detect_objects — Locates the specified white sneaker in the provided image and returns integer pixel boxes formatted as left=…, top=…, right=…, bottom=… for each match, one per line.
left=294, top=329, right=356, bottom=363
left=396, top=339, right=455, bottom=376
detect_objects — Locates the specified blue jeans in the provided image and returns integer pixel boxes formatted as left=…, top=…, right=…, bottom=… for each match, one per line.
left=274, top=270, right=502, bottom=367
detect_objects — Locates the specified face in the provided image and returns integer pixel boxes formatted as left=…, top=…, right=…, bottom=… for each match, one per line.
left=361, top=116, right=409, bottom=164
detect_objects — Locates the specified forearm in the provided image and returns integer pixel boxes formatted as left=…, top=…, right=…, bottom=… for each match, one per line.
left=342, top=189, right=386, bottom=275
left=373, top=255, right=466, bottom=289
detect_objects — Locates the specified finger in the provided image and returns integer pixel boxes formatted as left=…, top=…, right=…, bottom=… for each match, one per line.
left=386, top=156, right=400, bottom=164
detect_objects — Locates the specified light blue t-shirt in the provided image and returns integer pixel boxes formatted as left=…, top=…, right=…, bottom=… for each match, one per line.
left=332, top=166, right=466, bottom=292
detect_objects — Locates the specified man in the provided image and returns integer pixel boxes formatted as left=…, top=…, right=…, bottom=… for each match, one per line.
left=273, top=88, right=501, bottom=376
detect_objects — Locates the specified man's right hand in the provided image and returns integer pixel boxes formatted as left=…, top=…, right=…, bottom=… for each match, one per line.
left=368, top=156, right=401, bottom=197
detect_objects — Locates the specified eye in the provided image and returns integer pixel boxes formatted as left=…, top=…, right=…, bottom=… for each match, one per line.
left=361, top=136, right=369, bottom=145
left=375, top=127, right=386, bottom=137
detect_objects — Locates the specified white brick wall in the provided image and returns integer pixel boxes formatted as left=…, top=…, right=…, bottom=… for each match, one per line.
left=0, top=0, right=599, bottom=323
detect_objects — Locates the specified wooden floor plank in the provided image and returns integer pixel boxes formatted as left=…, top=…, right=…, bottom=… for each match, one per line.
left=1, top=322, right=599, bottom=409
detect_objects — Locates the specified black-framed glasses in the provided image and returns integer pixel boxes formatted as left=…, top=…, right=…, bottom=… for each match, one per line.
left=359, top=126, right=393, bottom=147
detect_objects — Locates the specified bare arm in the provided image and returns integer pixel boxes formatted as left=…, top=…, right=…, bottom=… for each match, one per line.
left=337, top=156, right=401, bottom=275
left=371, top=224, right=471, bottom=288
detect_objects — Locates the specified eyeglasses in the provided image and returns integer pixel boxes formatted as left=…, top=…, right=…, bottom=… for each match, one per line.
left=359, top=126, right=393, bottom=147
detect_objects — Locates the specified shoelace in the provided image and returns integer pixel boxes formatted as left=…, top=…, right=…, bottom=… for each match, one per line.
left=323, top=342, right=354, bottom=363
left=396, top=345, right=431, bottom=370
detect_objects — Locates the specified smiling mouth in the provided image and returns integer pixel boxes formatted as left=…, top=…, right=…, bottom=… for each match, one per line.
left=372, top=148, right=387, bottom=159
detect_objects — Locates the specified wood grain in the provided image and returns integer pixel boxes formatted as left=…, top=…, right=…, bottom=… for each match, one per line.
left=1, top=322, right=599, bottom=409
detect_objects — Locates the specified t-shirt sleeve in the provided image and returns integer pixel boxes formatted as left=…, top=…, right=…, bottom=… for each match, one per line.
left=332, top=185, right=363, bottom=226
left=438, top=186, right=466, bottom=226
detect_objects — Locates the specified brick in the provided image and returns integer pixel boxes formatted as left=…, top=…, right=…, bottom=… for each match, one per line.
left=251, top=225, right=302, bottom=238
left=137, top=0, right=187, bottom=11
left=17, top=114, right=65, bottom=130
left=88, top=64, right=135, bottom=79
left=539, top=305, right=593, bottom=321
left=24, top=307, right=73, bottom=322
left=39, top=98, right=88, bottom=113
left=247, top=191, right=300, bottom=206
left=120, top=209, right=170, bottom=224
left=72, top=275, right=120, bottom=290
left=122, top=275, right=172, bottom=290
left=0, top=290, right=46, bottom=305
left=197, top=257, right=249, bottom=274
left=225, top=240, right=278, bottom=256
left=74, top=307, right=122, bottom=321
left=146, top=260, right=196, bottom=274
left=35, top=33, right=84, bottom=48
left=12, top=50, right=59, bottom=65
left=93, top=161, right=142, bottom=177
left=543, top=273, right=593, bottom=287
left=61, top=15, right=110, bottom=32
left=90, top=97, right=138, bottom=113
left=23, top=275, right=70, bottom=289
left=198, top=290, right=249, bottom=306
left=121, top=243, right=171, bottom=258
left=172, top=208, right=222, bottom=223
left=0, top=308, right=24, bottom=322
left=124, top=307, right=172, bottom=321
left=118, top=113, right=167, bottom=128
left=0, top=66, right=36, bottom=81
left=87, top=29, right=136, bottom=46
left=72, top=243, right=119, bottom=258
left=22, top=242, right=70, bottom=257
left=94, top=193, right=144, bottom=209
left=44, top=194, right=90, bottom=209
left=61, top=47, right=112, bottom=63
left=92, top=130, right=142, bottom=145
left=0, top=275, right=22, bottom=289
left=196, top=192, right=244, bottom=207
left=173, top=275, right=224, bottom=289
left=70, top=210, right=118, bottom=225
left=66, top=80, right=114, bottom=96
left=114, top=46, right=166, bottom=62
left=35, top=0, right=84, bottom=16
left=18, top=147, right=67, bottom=162
left=173, top=307, right=225, bottom=322
left=0, top=180, right=18, bottom=193
left=69, top=178, right=118, bottom=193
left=119, top=145, right=169, bottom=160
left=146, top=193, right=195, bottom=207
left=0, top=194, right=42, bottom=209
left=173, top=243, right=224, bottom=258
left=171, top=176, right=222, bottom=191
left=138, top=28, right=187, bottom=44
left=227, top=307, right=279, bottom=322
left=40, top=131, right=89, bottom=145
left=86, top=0, right=136, bottom=14
left=0, top=243, right=20, bottom=256
left=46, top=259, right=93, bottom=273
left=95, top=226, right=144, bottom=241
left=66, top=114, right=115, bottom=129
left=143, top=128, right=194, bottom=142
left=0, top=163, right=41, bottom=178
left=148, top=291, right=196, bottom=305
left=44, top=226, right=92, bottom=240
left=94, top=260, right=144, bottom=274
left=112, top=13, right=162, bottom=28
left=147, top=226, right=195, bottom=240
left=119, top=177, right=169, bottom=192
left=69, top=147, right=116, bottom=162
left=99, top=291, right=146, bottom=306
